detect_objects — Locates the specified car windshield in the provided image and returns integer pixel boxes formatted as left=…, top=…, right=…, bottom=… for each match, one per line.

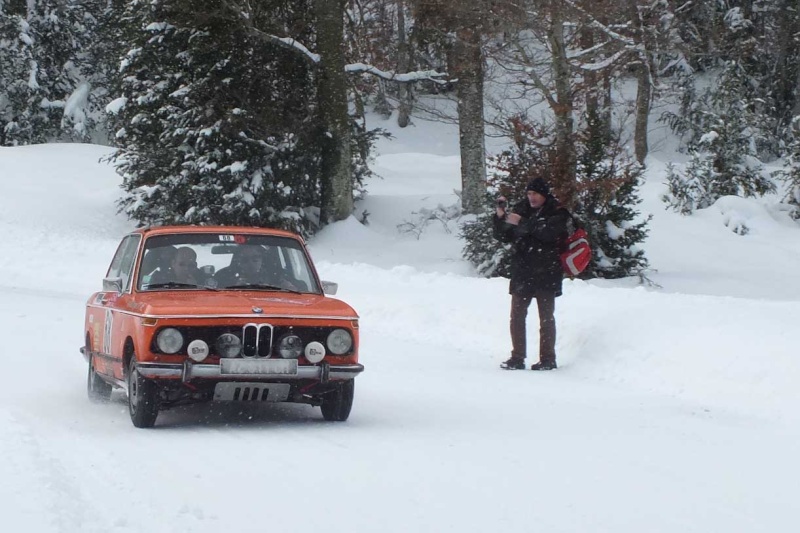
left=137, top=233, right=320, bottom=294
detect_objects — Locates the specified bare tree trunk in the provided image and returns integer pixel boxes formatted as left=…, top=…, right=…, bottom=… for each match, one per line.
left=314, top=0, right=354, bottom=223
left=580, top=26, right=598, bottom=123
left=548, top=3, right=576, bottom=198
left=773, top=0, right=800, bottom=122
left=452, top=26, right=486, bottom=215
left=600, top=71, right=613, bottom=141
left=630, top=0, right=651, bottom=165
left=396, top=0, right=412, bottom=127
left=633, top=65, right=650, bottom=165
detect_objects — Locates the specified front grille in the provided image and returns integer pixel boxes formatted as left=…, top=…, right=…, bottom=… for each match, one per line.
left=242, top=323, right=273, bottom=358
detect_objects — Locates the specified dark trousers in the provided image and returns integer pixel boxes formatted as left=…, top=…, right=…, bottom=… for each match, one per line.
left=510, top=292, right=556, bottom=364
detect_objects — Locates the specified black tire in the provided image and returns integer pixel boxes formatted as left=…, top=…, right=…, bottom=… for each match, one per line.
left=320, top=379, right=355, bottom=422
left=127, top=355, right=159, bottom=428
left=87, top=352, right=112, bottom=402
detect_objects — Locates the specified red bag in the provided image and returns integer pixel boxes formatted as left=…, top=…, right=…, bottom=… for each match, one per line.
left=560, top=224, right=591, bottom=277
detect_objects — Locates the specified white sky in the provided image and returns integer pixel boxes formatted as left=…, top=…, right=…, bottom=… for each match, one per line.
left=0, top=110, right=799, bottom=532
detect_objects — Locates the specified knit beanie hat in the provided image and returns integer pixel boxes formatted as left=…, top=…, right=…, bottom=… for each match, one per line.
left=525, top=177, right=550, bottom=196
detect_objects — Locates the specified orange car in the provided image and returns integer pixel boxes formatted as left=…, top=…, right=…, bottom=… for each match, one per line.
left=81, top=226, right=363, bottom=428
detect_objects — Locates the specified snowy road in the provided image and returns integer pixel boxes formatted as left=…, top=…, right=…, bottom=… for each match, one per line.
left=2, top=277, right=798, bottom=533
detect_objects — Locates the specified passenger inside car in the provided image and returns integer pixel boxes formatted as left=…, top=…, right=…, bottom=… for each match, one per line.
left=150, top=247, right=200, bottom=286
left=140, top=246, right=177, bottom=283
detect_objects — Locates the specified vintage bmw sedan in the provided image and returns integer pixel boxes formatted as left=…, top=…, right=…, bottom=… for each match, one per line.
left=81, top=226, right=363, bottom=428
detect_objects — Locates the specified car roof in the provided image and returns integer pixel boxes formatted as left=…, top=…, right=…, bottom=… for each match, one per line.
left=131, top=225, right=303, bottom=241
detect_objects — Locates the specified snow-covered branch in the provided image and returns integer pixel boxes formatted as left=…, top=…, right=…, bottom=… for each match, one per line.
left=220, top=0, right=320, bottom=63
left=511, top=42, right=558, bottom=109
left=561, top=0, right=636, bottom=47
left=345, top=63, right=449, bottom=84
left=239, top=26, right=319, bottom=64
left=226, top=0, right=446, bottom=82
left=577, top=48, right=633, bottom=72
left=274, top=37, right=320, bottom=63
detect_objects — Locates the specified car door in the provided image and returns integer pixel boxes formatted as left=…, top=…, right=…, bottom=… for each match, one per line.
left=93, top=234, right=141, bottom=379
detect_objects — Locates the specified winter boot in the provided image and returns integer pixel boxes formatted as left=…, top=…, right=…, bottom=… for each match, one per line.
left=530, top=361, right=557, bottom=371
left=500, top=357, right=526, bottom=370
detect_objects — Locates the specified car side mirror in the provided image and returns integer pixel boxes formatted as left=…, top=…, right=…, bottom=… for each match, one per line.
left=103, top=277, right=123, bottom=294
left=321, top=281, right=338, bottom=295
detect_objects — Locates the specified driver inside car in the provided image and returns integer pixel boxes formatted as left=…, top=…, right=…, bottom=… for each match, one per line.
left=215, top=245, right=304, bottom=291
left=214, top=246, right=267, bottom=287
left=150, top=247, right=200, bottom=286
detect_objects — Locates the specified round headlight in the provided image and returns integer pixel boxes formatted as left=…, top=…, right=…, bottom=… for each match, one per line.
left=156, top=328, right=184, bottom=354
left=216, top=333, right=242, bottom=358
left=326, top=329, right=352, bottom=355
left=278, top=334, right=303, bottom=359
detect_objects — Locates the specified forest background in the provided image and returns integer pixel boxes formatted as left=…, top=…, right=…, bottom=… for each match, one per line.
left=2, top=0, right=800, bottom=280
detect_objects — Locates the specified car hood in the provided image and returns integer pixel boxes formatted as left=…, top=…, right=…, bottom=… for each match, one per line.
left=129, top=291, right=358, bottom=319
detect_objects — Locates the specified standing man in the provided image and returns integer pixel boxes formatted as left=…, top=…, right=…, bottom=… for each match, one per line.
left=494, top=178, right=569, bottom=370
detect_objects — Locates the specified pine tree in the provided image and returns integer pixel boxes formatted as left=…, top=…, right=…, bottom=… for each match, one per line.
left=108, top=0, right=328, bottom=234
left=662, top=61, right=775, bottom=214
left=782, top=166, right=800, bottom=220
left=39, top=0, right=102, bottom=141
left=0, top=0, right=98, bottom=145
left=0, top=7, right=40, bottom=145
left=573, top=116, right=650, bottom=279
left=775, top=120, right=800, bottom=219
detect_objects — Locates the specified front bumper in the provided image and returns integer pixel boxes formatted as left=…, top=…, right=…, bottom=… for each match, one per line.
left=136, top=360, right=364, bottom=383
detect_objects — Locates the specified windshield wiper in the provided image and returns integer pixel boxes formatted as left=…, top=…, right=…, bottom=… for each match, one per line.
left=225, top=283, right=302, bottom=294
left=144, top=282, right=201, bottom=289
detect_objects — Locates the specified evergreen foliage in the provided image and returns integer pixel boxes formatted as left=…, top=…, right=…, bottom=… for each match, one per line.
left=774, top=122, right=800, bottom=220
left=462, top=117, right=650, bottom=280
left=662, top=62, right=776, bottom=214
left=0, top=0, right=98, bottom=145
left=108, top=0, right=331, bottom=235
left=0, top=10, right=40, bottom=145
left=574, top=120, right=650, bottom=279
left=667, top=2, right=800, bottom=152
left=663, top=158, right=715, bottom=215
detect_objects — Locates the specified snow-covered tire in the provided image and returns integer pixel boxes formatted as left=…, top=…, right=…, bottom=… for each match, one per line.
left=320, top=379, right=354, bottom=422
left=127, top=355, right=159, bottom=428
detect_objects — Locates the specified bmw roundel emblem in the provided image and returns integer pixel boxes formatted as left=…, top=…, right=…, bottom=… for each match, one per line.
left=252, top=307, right=263, bottom=314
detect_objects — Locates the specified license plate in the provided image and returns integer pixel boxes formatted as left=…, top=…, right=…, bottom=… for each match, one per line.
left=220, top=358, right=298, bottom=375
left=213, top=382, right=291, bottom=402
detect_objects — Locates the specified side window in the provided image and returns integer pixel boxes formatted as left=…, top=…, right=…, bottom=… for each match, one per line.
left=106, top=235, right=141, bottom=291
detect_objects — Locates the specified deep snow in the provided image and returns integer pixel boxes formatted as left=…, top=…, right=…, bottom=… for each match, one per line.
left=1, top=114, right=799, bottom=533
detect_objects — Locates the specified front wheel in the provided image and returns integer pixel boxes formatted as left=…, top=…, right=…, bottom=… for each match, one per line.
left=320, top=379, right=355, bottom=422
left=127, top=356, right=159, bottom=428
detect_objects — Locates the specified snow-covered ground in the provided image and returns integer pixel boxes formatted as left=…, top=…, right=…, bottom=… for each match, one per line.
left=1, top=114, right=799, bottom=533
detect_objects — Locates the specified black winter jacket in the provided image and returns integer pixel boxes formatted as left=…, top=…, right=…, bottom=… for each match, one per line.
left=493, top=196, right=569, bottom=297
